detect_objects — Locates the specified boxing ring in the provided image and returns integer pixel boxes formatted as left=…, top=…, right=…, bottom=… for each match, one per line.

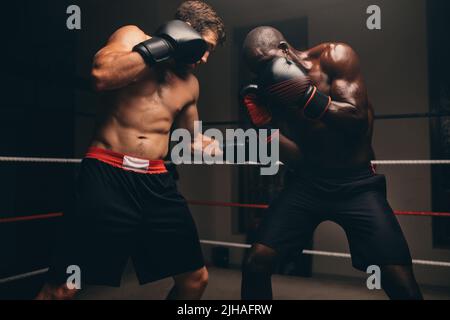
left=1, top=156, right=450, bottom=287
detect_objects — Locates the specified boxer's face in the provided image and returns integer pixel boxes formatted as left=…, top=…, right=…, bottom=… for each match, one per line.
left=263, top=41, right=293, bottom=62
left=248, top=41, right=292, bottom=74
left=192, top=29, right=218, bottom=68
left=180, top=29, right=218, bottom=70
left=245, top=49, right=271, bottom=74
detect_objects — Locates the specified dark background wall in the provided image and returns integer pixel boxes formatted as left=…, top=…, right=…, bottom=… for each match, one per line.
left=0, top=0, right=78, bottom=286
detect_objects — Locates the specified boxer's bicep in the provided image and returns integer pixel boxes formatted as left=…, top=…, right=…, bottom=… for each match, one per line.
left=330, top=76, right=367, bottom=109
left=321, top=44, right=369, bottom=133
left=324, top=44, right=369, bottom=115
left=326, top=75, right=369, bottom=132
left=93, top=26, right=147, bottom=67
left=91, top=26, right=151, bottom=91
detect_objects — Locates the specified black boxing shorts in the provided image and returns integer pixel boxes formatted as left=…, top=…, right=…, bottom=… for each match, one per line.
left=256, top=164, right=412, bottom=271
left=47, top=147, right=204, bottom=287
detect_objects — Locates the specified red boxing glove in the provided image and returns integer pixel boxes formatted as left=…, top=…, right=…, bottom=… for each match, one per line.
left=240, top=84, right=272, bottom=128
left=240, top=84, right=278, bottom=143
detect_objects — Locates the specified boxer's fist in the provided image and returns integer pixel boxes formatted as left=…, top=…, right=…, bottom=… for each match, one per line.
left=240, top=84, right=272, bottom=128
left=133, top=20, right=207, bottom=66
left=258, top=57, right=312, bottom=107
left=258, top=57, right=331, bottom=120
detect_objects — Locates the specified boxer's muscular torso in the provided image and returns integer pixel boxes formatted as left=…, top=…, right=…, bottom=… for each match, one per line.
left=93, top=71, right=197, bottom=160
left=284, top=43, right=375, bottom=168
left=91, top=29, right=199, bottom=160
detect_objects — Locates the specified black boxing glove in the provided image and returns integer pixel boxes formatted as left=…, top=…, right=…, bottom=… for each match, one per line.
left=259, top=57, right=331, bottom=120
left=133, top=20, right=207, bottom=66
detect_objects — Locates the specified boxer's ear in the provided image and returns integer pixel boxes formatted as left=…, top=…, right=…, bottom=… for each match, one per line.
left=278, top=41, right=289, bottom=54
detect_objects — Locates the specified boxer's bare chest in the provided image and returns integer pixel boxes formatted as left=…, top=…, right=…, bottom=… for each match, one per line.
left=103, top=71, right=194, bottom=131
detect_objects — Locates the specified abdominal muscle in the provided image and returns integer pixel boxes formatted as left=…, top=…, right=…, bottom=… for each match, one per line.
left=91, top=78, right=180, bottom=160
left=92, top=123, right=171, bottom=160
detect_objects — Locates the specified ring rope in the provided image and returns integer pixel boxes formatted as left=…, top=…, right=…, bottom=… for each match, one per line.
left=372, top=160, right=450, bottom=165
left=2, top=204, right=450, bottom=224
left=0, top=212, right=64, bottom=223
left=188, top=200, right=450, bottom=217
left=199, top=240, right=450, bottom=267
left=1, top=156, right=450, bottom=166
left=0, top=268, right=49, bottom=284
left=3, top=239, right=449, bottom=285
left=0, top=156, right=82, bottom=164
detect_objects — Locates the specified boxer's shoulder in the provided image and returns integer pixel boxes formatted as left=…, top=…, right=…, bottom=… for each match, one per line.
left=107, top=25, right=149, bottom=47
left=164, top=71, right=199, bottom=102
left=185, top=73, right=200, bottom=98
left=316, top=43, right=360, bottom=76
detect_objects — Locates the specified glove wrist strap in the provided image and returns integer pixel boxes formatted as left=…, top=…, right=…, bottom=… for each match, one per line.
left=133, top=37, right=172, bottom=66
left=302, top=86, right=331, bottom=120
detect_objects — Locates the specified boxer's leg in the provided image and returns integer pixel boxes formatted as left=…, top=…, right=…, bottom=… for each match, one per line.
left=332, top=178, right=422, bottom=300
left=241, top=243, right=278, bottom=300
left=241, top=179, right=322, bottom=300
left=133, top=171, right=207, bottom=300
left=381, top=265, right=423, bottom=300
left=35, top=283, right=78, bottom=300
left=166, top=267, right=209, bottom=300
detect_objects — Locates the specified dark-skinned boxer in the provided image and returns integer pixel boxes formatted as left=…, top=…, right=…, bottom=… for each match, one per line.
left=36, top=1, right=225, bottom=300
left=240, top=26, right=423, bottom=300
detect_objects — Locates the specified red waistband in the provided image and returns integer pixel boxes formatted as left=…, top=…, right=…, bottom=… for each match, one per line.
left=85, top=147, right=168, bottom=174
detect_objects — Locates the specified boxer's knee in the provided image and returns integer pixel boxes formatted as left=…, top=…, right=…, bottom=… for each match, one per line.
left=36, top=283, right=78, bottom=300
left=381, top=265, right=423, bottom=300
left=174, top=267, right=209, bottom=293
left=243, top=244, right=278, bottom=275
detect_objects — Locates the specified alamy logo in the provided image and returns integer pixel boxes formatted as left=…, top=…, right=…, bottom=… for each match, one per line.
left=170, top=121, right=280, bottom=176
left=66, top=5, right=81, bottom=30
left=366, top=5, right=381, bottom=30
left=366, top=265, right=381, bottom=290
left=66, top=265, right=82, bottom=290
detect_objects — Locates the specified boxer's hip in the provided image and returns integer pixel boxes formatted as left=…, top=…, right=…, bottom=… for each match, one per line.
left=290, top=162, right=385, bottom=196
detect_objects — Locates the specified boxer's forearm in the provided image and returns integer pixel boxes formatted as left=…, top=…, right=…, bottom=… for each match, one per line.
left=91, top=51, right=149, bottom=91
left=278, top=133, right=302, bottom=167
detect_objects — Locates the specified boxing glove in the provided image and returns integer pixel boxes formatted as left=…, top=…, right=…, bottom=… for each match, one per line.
left=133, top=20, right=207, bottom=66
left=259, top=57, right=331, bottom=120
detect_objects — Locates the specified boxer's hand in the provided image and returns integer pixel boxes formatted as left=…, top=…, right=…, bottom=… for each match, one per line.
left=133, top=20, right=207, bottom=66
left=240, top=84, right=273, bottom=129
left=259, top=57, right=331, bottom=120
left=192, top=134, right=223, bottom=157
left=240, top=84, right=279, bottom=144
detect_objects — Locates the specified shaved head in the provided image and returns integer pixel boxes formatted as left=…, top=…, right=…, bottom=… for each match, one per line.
left=242, top=26, right=287, bottom=73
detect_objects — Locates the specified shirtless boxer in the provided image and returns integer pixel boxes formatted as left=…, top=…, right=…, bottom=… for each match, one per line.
left=36, top=1, right=225, bottom=300
left=239, top=26, right=423, bottom=300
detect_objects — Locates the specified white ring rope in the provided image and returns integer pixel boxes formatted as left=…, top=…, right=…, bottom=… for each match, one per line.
left=200, top=240, right=450, bottom=268
left=1, top=156, right=450, bottom=166
left=372, top=160, right=450, bottom=165
left=0, top=268, right=49, bottom=284
left=2, top=240, right=449, bottom=284
left=0, top=156, right=82, bottom=164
